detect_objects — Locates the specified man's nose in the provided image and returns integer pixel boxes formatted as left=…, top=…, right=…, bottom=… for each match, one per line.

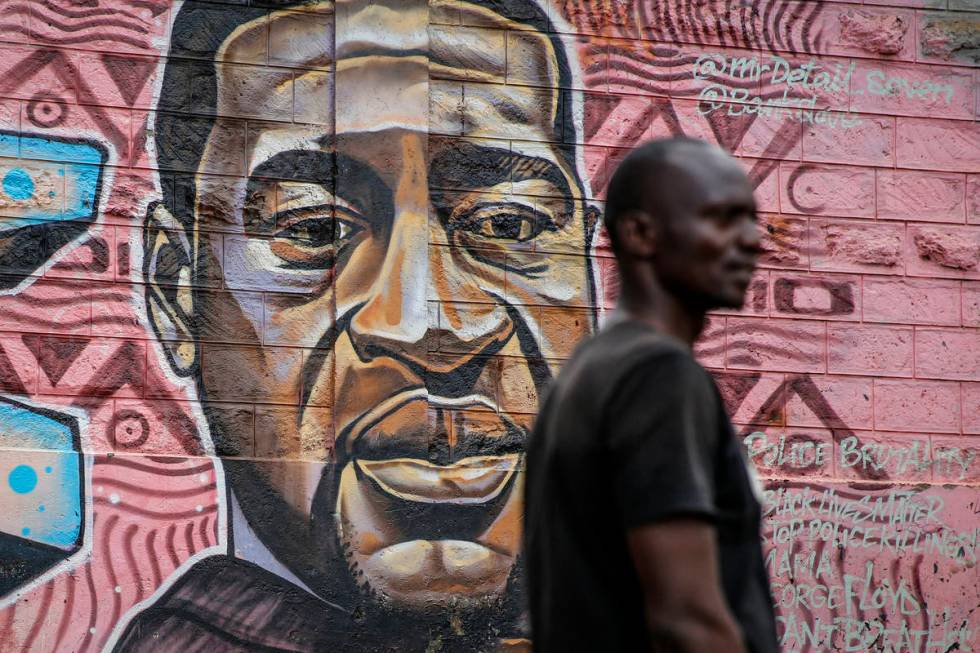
left=348, top=177, right=430, bottom=355
left=347, top=138, right=512, bottom=367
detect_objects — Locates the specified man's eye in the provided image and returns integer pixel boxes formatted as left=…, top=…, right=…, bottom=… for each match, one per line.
left=270, top=209, right=359, bottom=269
left=458, top=205, right=555, bottom=242
left=279, top=217, right=340, bottom=246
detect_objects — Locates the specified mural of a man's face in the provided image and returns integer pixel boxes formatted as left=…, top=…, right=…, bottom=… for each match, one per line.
left=147, top=0, right=594, bottom=613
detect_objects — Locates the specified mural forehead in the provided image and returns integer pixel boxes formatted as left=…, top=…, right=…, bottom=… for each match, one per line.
left=0, top=0, right=978, bottom=651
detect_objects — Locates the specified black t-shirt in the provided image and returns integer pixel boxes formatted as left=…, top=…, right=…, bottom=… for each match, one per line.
left=524, top=320, right=778, bottom=653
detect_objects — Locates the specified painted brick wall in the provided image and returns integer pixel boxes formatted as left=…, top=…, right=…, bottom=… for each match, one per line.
left=0, top=1, right=977, bottom=651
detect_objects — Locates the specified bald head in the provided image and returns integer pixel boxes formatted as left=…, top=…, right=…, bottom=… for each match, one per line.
left=603, top=138, right=748, bottom=253
left=603, top=137, right=760, bottom=310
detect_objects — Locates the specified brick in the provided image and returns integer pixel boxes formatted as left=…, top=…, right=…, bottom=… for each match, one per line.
left=505, top=252, right=592, bottom=309
left=0, top=334, right=36, bottom=395
left=430, top=80, right=464, bottom=136
left=203, top=402, right=255, bottom=457
left=917, top=11, right=980, bottom=66
left=964, top=383, right=980, bottom=433
left=802, top=114, right=894, bottom=167
left=200, top=343, right=301, bottom=403
left=431, top=25, right=506, bottom=83
left=302, top=348, right=333, bottom=409
left=726, top=317, right=825, bottom=373
left=507, top=31, right=580, bottom=88
left=785, top=375, right=874, bottom=430
left=964, top=282, right=980, bottom=326
left=105, top=399, right=202, bottom=457
left=970, top=176, right=980, bottom=224
left=837, top=431, right=932, bottom=482
left=694, top=316, right=727, bottom=369
left=877, top=170, right=966, bottom=223
left=35, top=337, right=145, bottom=399
left=821, top=6, right=916, bottom=60
left=915, top=328, right=980, bottom=381
left=0, top=278, right=91, bottom=336
left=810, top=219, right=905, bottom=274
left=535, top=306, right=594, bottom=359
left=849, top=60, right=976, bottom=120
left=214, top=63, right=295, bottom=121
left=255, top=404, right=331, bottom=461
left=169, top=4, right=267, bottom=63
left=862, top=277, right=960, bottom=326
left=263, top=292, right=336, bottom=348
left=268, top=9, right=333, bottom=68
left=931, top=436, right=980, bottom=483
left=734, top=110, right=803, bottom=161
left=770, top=273, right=859, bottom=321
left=0, top=45, right=77, bottom=103
left=430, top=0, right=460, bottom=25
left=573, top=92, right=657, bottom=147
left=752, top=161, right=780, bottom=213
left=75, top=52, right=160, bottom=111
left=671, top=46, right=762, bottom=102
left=464, top=83, right=561, bottom=142
left=294, top=71, right=332, bottom=127
left=48, top=231, right=115, bottom=283
left=896, top=118, right=980, bottom=173
left=602, top=38, right=672, bottom=98
left=718, top=372, right=785, bottom=426
left=874, top=379, right=960, bottom=433
left=758, top=215, right=807, bottom=269
left=827, top=324, right=913, bottom=376
left=780, top=163, right=875, bottom=217
left=906, top=224, right=980, bottom=280
left=712, top=270, right=769, bottom=318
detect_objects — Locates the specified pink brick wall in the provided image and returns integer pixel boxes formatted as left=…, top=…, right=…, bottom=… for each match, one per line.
left=0, top=1, right=976, bottom=651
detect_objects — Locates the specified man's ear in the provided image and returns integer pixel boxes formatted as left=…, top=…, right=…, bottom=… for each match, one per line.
left=144, top=201, right=197, bottom=376
left=618, top=210, right=658, bottom=259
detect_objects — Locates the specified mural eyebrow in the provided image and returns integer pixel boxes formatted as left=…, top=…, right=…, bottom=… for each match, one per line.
left=429, top=142, right=572, bottom=199
left=249, top=149, right=335, bottom=185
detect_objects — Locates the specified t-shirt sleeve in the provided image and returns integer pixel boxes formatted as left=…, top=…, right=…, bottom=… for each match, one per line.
left=606, top=349, right=719, bottom=528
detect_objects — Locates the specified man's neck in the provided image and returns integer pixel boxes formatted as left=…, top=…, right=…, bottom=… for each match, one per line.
left=615, top=281, right=707, bottom=347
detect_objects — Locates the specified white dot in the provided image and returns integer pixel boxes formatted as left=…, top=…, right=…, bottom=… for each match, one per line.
left=89, top=628, right=96, bottom=634
left=114, top=586, right=121, bottom=593
left=195, top=505, right=203, bottom=513
left=109, top=493, right=120, bottom=505
left=198, top=473, right=207, bottom=483
left=96, top=486, right=103, bottom=494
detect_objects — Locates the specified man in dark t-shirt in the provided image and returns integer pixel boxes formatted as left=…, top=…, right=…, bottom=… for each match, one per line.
left=525, top=138, right=777, bottom=653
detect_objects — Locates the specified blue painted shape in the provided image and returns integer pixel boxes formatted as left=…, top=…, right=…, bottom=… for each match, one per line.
left=0, top=131, right=105, bottom=232
left=0, top=398, right=82, bottom=550
left=19, top=134, right=103, bottom=165
left=0, top=132, right=18, bottom=157
left=8, top=464, right=37, bottom=494
left=2, top=168, right=34, bottom=200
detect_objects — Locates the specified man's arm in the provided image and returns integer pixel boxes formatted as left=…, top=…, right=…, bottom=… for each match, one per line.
left=627, top=519, right=746, bottom=653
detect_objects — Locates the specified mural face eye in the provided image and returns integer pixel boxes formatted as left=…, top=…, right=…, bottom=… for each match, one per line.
left=454, top=202, right=557, bottom=244
left=270, top=208, right=360, bottom=269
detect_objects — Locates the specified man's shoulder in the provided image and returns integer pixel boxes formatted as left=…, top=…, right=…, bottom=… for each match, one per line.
left=568, top=321, right=700, bottom=381
left=113, top=555, right=347, bottom=652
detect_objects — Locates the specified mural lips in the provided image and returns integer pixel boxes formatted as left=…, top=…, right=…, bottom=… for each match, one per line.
left=336, top=392, right=525, bottom=607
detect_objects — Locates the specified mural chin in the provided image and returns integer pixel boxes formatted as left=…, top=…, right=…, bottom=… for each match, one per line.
left=338, top=457, right=523, bottom=608
left=336, top=395, right=525, bottom=608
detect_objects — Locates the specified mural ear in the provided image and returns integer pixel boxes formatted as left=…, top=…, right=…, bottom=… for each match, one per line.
left=144, top=202, right=197, bottom=376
